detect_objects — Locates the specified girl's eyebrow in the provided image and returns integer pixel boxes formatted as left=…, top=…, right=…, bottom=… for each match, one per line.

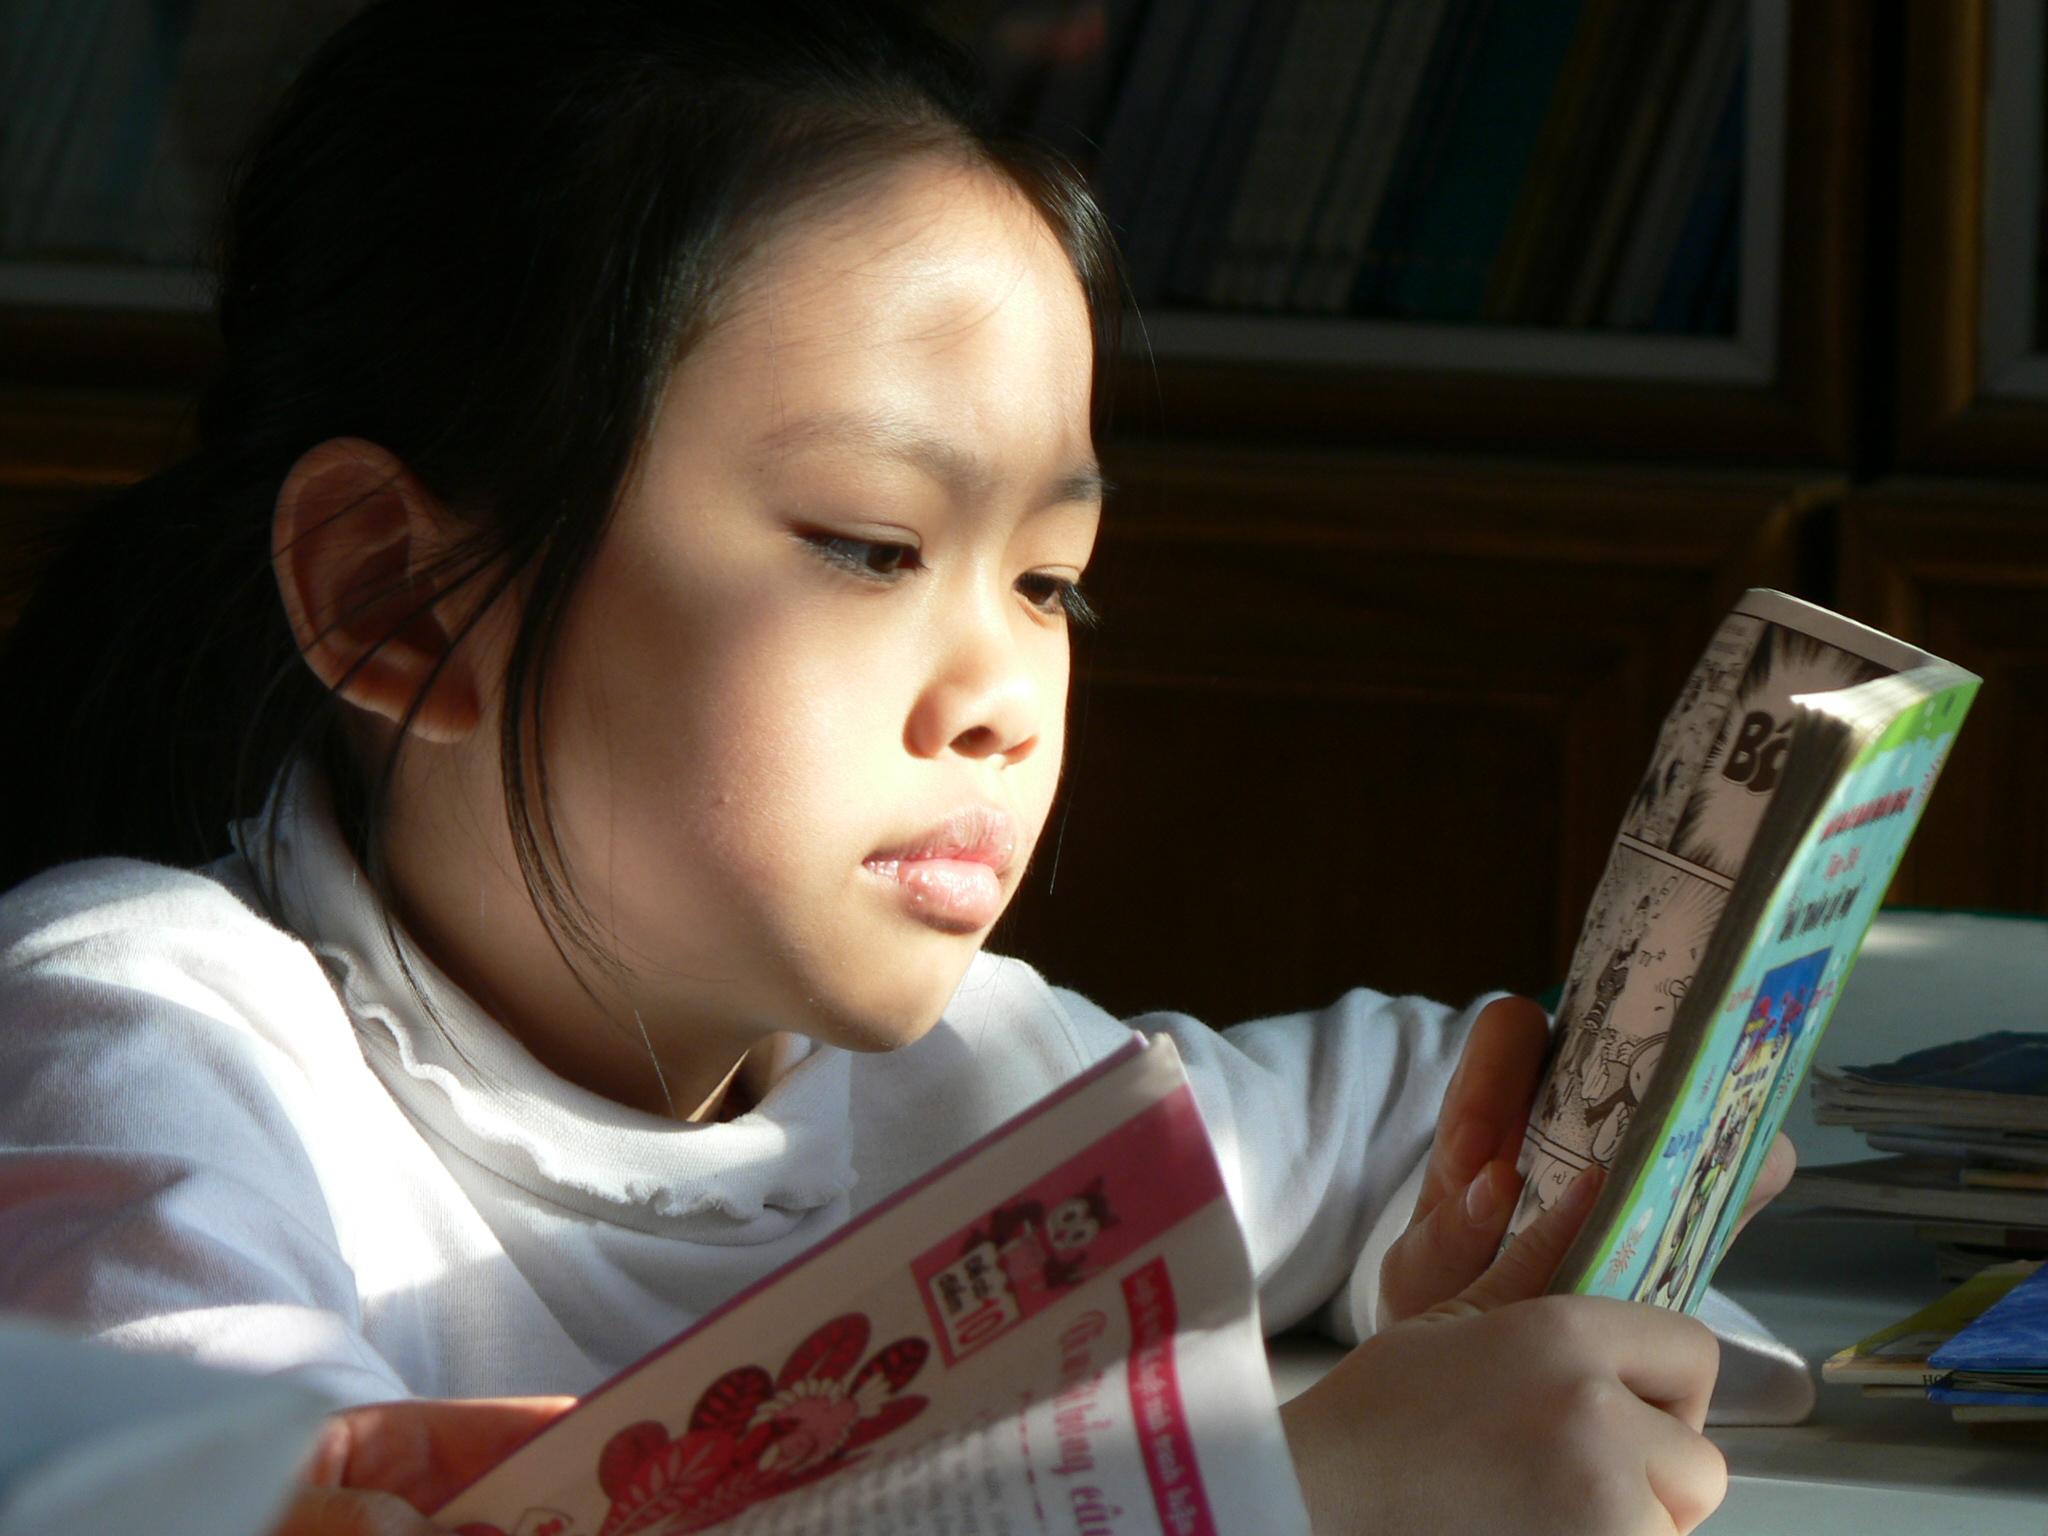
left=753, top=408, right=1109, bottom=508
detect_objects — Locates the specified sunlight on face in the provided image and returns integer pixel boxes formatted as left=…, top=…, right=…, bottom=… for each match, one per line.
left=542, top=157, right=1102, bottom=1053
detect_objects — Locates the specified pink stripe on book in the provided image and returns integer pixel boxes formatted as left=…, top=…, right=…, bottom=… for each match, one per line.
left=1123, top=1257, right=1217, bottom=1536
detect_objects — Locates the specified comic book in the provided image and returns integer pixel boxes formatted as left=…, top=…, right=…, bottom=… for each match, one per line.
left=1504, top=590, right=1979, bottom=1311
left=432, top=1035, right=1309, bottom=1536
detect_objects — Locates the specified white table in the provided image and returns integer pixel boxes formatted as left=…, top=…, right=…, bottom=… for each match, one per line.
left=1705, top=1216, right=2048, bottom=1532
left=1700, top=908, right=2048, bottom=1530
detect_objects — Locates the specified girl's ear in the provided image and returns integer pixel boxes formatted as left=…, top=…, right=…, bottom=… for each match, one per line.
left=272, top=438, right=486, bottom=743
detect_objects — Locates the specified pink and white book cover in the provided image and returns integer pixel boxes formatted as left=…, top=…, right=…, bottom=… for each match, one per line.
left=434, top=1037, right=1309, bottom=1536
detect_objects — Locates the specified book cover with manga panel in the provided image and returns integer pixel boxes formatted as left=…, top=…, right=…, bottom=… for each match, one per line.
left=1576, top=672, right=1976, bottom=1308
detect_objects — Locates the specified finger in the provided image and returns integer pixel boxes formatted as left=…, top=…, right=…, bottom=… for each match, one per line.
left=1639, top=1399, right=1730, bottom=1535
left=1381, top=1158, right=1524, bottom=1321
left=275, top=1483, right=442, bottom=1536
left=1433, top=1163, right=1603, bottom=1317
left=313, top=1396, right=578, bottom=1509
left=1731, top=1134, right=1798, bottom=1240
left=1419, top=996, right=1552, bottom=1216
left=1414, top=1114, right=1493, bottom=1222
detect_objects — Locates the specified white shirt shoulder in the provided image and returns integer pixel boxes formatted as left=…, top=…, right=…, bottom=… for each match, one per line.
left=0, top=857, right=462, bottom=1401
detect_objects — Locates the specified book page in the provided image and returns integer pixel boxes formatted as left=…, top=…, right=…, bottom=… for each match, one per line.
left=434, top=1038, right=1307, bottom=1536
left=1510, top=592, right=1926, bottom=1238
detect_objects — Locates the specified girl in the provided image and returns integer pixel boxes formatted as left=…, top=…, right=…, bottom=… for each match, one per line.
left=0, top=4, right=1797, bottom=1532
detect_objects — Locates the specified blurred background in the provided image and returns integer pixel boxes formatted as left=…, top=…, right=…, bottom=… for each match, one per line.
left=1, top=0, right=2043, bottom=1022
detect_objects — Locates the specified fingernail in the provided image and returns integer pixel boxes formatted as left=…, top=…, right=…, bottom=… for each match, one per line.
left=1464, top=1162, right=1505, bottom=1224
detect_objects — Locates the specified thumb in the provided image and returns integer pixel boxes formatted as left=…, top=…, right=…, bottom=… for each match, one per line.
left=309, top=1396, right=577, bottom=1511
left=1428, top=1166, right=1605, bottom=1320
left=1377, top=1158, right=1523, bottom=1326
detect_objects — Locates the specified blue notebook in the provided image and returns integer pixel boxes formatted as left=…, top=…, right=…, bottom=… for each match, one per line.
left=1929, top=1259, right=2048, bottom=1403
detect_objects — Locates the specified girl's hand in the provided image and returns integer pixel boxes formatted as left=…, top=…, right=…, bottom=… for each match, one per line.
left=1379, top=997, right=1799, bottom=1326
left=1378, top=996, right=1549, bottom=1325
left=1288, top=1170, right=1728, bottom=1536
left=271, top=1396, right=576, bottom=1535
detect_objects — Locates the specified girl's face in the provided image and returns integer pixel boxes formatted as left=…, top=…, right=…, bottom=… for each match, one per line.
left=533, top=158, right=1101, bottom=1055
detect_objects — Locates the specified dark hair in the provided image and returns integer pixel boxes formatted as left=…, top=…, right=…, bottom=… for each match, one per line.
left=0, top=0, right=1124, bottom=970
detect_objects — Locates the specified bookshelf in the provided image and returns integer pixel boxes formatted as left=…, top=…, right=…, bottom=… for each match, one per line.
left=0, top=264, right=209, bottom=312
left=4, top=0, right=1866, bottom=457
left=1, top=2, right=2042, bottom=1021
left=1976, top=0, right=2048, bottom=398
left=1896, top=0, right=2048, bottom=471
left=1072, top=2, right=1793, bottom=385
left=963, top=0, right=1866, bottom=465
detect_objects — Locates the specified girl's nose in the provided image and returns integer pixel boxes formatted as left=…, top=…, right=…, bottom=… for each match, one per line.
left=905, top=612, right=1044, bottom=766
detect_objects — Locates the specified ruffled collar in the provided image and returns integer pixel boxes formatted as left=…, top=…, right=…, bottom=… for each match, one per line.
left=231, top=764, right=856, bottom=1240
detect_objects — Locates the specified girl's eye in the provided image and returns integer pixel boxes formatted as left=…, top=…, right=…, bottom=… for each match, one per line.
left=1018, top=572, right=1100, bottom=629
left=805, top=534, right=922, bottom=580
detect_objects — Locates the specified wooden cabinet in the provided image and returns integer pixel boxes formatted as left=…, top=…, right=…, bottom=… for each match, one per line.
left=1838, top=482, right=2048, bottom=915
left=998, top=449, right=1829, bottom=1015
left=1894, top=0, right=2048, bottom=472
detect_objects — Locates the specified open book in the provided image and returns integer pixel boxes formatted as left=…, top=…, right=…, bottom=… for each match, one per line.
left=1505, top=590, right=1978, bottom=1310
left=434, top=1036, right=1309, bottom=1536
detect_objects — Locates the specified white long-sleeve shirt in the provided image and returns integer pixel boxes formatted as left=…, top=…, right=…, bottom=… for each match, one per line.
left=0, top=771, right=1810, bottom=1419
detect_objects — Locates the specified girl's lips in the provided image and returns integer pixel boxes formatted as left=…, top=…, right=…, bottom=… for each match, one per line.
left=865, top=856, right=1004, bottom=933
left=865, top=804, right=1016, bottom=874
left=864, top=805, right=1015, bottom=933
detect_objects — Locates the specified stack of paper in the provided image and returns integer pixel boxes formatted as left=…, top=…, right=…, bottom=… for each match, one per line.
left=1789, top=1033, right=2048, bottom=1278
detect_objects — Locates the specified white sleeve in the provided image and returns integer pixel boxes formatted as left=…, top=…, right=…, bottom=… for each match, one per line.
left=0, top=864, right=409, bottom=1408
left=1047, top=980, right=1489, bottom=1337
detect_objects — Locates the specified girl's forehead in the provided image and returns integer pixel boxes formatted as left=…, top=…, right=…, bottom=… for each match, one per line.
left=712, top=160, right=1088, bottom=362
left=670, top=160, right=1095, bottom=460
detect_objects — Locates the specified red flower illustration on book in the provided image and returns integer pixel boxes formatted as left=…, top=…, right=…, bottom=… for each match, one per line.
left=460, top=1314, right=930, bottom=1536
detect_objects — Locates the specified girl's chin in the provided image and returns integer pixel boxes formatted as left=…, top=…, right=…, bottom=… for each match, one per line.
left=803, top=958, right=980, bottom=1054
